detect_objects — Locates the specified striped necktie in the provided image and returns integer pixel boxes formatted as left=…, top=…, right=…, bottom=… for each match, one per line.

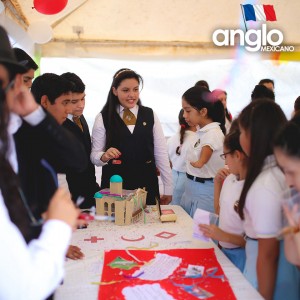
left=123, top=108, right=136, bottom=125
left=73, top=116, right=83, bottom=131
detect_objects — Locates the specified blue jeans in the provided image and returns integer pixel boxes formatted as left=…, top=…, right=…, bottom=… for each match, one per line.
left=221, top=247, right=246, bottom=273
left=180, top=177, right=214, bottom=217
left=170, top=170, right=186, bottom=205
left=244, top=238, right=300, bottom=300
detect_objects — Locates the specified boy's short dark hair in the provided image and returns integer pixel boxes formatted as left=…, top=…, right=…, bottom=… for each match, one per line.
left=251, top=85, right=275, bottom=101
left=258, top=78, right=274, bottom=88
left=61, top=72, right=85, bottom=93
left=31, top=73, right=73, bottom=104
left=13, top=48, right=38, bottom=71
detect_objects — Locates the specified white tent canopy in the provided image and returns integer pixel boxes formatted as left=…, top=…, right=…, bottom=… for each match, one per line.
left=2, top=0, right=300, bottom=57
left=1, top=0, right=300, bottom=135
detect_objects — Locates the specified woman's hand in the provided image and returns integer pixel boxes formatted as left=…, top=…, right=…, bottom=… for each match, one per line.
left=199, top=224, right=224, bottom=241
left=101, top=147, right=121, bottom=162
left=66, top=245, right=84, bottom=260
left=214, top=167, right=230, bottom=185
left=44, top=188, right=85, bottom=230
left=283, top=203, right=300, bottom=228
left=160, top=195, right=172, bottom=205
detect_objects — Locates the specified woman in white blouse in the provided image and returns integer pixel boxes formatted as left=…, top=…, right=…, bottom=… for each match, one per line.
left=91, top=68, right=172, bottom=205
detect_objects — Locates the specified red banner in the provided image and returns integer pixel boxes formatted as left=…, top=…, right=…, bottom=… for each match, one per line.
left=98, top=248, right=236, bottom=300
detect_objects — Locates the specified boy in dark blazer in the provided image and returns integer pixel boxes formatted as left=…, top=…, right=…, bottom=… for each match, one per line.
left=61, top=72, right=100, bottom=209
left=14, top=73, right=87, bottom=242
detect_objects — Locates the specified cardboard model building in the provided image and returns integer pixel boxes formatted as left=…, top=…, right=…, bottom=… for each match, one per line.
left=95, top=175, right=147, bottom=225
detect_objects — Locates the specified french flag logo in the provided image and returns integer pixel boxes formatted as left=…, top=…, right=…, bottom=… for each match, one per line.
left=241, top=4, right=277, bottom=21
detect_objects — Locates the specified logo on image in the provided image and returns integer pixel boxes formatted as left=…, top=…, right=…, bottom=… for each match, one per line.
left=212, top=4, right=294, bottom=53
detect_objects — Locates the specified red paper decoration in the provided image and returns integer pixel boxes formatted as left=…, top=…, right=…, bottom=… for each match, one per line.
left=33, top=0, right=68, bottom=15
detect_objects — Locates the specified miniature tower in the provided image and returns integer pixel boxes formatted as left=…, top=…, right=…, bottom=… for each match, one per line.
left=110, top=175, right=123, bottom=195
left=94, top=191, right=103, bottom=215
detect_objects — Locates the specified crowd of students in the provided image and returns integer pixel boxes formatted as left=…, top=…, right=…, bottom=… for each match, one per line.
left=1, top=24, right=300, bottom=300
left=167, top=78, right=300, bottom=299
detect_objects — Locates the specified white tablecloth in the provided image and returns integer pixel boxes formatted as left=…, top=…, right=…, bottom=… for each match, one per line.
left=54, top=205, right=263, bottom=300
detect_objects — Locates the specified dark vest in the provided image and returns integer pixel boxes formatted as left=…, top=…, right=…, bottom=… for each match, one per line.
left=63, top=116, right=99, bottom=208
left=102, top=106, right=159, bottom=204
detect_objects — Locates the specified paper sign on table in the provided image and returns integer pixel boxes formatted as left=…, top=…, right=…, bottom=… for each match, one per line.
left=122, top=283, right=175, bottom=300
left=99, top=248, right=236, bottom=300
left=193, top=208, right=210, bottom=241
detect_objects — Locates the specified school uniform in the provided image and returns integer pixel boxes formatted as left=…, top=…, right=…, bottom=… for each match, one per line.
left=14, top=107, right=87, bottom=242
left=1, top=111, right=73, bottom=300
left=180, top=122, right=224, bottom=217
left=91, top=105, right=172, bottom=205
left=167, top=130, right=196, bottom=205
left=225, top=117, right=231, bottom=134
left=218, top=174, right=246, bottom=272
left=243, top=155, right=300, bottom=300
left=63, top=115, right=99, bottom=208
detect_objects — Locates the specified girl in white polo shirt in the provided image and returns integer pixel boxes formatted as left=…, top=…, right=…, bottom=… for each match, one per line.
left=274, top=114, right=300, bottom=267
left=167, top=109, right=196, bottom=205
left=180, top=86, right=225, bottom=217
left=237, top=99, right=300, bottom=300
left=199, top=120, right=247, bottom=272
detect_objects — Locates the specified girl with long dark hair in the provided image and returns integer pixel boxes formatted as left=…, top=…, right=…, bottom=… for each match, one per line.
left=237, top=99, right=299, bottom=300
left=91, top=68, right=172, bottom=205
left=167, top=109, right=196, bottom=205
left=180, top=86, right=225, bottom=216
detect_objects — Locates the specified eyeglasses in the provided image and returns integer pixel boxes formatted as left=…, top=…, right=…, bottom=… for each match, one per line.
left=220, top=150, right=234, bottom=160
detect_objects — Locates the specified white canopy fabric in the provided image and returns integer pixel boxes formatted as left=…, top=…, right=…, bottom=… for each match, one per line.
left=1, top=0, right=300, bottom=58
left=1, top=0, right=299, bottom=137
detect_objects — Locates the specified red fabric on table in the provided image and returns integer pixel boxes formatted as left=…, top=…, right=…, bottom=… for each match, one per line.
left=98, top=248, right=236, bottom=300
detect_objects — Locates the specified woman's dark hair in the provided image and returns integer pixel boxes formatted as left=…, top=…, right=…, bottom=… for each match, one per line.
left=237, top=99, right=287, bottom=219
left=0, top=85, right=30, bottom=239
left=294, top=96, right=300, bottom=112
left=176, top=109, right=190, bottom=155
left=212, top=89, right=232, bottom=124
left=225, top=107, right=232, bottom=123
left=224, top=119, right=243, bottom=153
left=274, top=113, right=300, bottom=159
left=195, top=80, right=209, bottom=90
left=182, top=86, right=226, bottom=134
left=101, top=68, right=143, bottom=149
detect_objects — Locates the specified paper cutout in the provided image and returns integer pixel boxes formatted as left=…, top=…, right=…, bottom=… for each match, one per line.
left=155, top=231, right=177, bottom=239
left=185, top=264, right=205, bottom=278
left=122, top=283, right=175, bottom=299
left=108, top=256, right=138, bottom=270
left=193, top=209, right=210, bottom=241
left=183, top=285, right=214, bottom=299
left=84, top=236, right=104, bottom=243
left=121, top=235, right=145, bottom=242
left=132, top=253, right=182, bottom=280
left=98, top=249, right=236, bottom=300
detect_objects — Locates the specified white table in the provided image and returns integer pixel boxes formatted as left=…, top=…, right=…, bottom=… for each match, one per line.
left=54, top=205, right=263, bottom=300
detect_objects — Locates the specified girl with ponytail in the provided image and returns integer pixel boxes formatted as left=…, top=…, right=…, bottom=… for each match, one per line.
left=180, top=86, right=225, bottom=216
left=167, top=109, right=196, bottom=205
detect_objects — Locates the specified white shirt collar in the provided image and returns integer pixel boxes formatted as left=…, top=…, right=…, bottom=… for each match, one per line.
left=8, top=112, right=22, bottom=135
left=118, top=104, right=138, bottom=115
left=197, top=122, right=220, bottom=133
left=6, top=113, right=22, bottom=173
left=262, top=155, right=277, bottom=171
